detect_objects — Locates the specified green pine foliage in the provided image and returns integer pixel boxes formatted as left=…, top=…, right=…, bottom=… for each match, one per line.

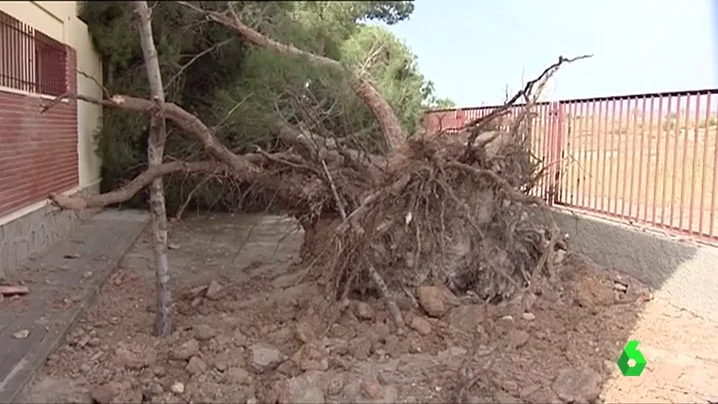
left=80, top=1, right=453, bottom=214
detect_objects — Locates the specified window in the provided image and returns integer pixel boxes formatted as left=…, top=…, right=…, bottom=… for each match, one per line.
left=0, top=11, right=68, bottom=96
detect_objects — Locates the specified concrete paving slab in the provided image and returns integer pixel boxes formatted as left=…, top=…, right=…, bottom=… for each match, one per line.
left=0, top=209, right=149, bottom=403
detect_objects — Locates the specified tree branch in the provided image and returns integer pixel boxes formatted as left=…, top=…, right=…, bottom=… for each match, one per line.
left=176, top=0, right=408, bottom=159
left=49, top=161, right=224, bottom=210
left=42, top=93, right=277, bottom=187
left=463, top=54, right=593, bottom=155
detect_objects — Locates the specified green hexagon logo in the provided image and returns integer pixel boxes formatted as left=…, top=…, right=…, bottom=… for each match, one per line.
left=617, top=340, right=647, bottom=376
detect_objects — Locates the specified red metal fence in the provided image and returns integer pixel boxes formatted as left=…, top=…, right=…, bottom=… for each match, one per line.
left=0, top=10, right=68, bottom=96
left=423, top=89, right=718, bottom=245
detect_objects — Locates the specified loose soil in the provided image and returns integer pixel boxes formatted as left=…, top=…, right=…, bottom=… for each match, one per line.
left=18, top=214, right=718, bottom=403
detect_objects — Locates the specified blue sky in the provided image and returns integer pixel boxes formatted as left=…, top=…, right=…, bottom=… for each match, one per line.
left=381, top=0, right=717, bottom=108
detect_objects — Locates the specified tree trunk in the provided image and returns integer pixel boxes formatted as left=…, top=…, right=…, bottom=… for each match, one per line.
left=133, top=0, right=173, bottom=337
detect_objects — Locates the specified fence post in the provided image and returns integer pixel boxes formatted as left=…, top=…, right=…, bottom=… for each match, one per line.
left=555, top=102, right=566, bottom=205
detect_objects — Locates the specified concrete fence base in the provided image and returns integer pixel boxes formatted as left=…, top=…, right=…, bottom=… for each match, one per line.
left=553, top=208, right=718, bottom=322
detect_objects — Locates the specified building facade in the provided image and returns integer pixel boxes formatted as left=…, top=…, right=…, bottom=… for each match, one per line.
left=0, top=1, right=103, bottom=277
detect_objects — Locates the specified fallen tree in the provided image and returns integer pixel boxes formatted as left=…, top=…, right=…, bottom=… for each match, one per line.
left=47, top=0, right=588, bottom=332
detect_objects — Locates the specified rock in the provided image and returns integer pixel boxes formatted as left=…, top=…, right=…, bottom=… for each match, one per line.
left=519, top=384, right=541, bottom=398
left=554, top=249, right=567, bottom=264
left=186, top=356, right=208, bottom=375
left=295, top=322, right=317, bottom=343
left=603, top=360, right=617, bottom=375
left=552, top=366, right=602, bottom=404
left=91, top=383, right=120, bottom=404
left=115, top=345, right=156, bottom=369
left=502, top=380, right=519, bottom=393
left=193, top=324, right=217, bottom=341
left=371, top=322, right=391, bottom=342
left=277, top=360, right=302, bottom=377
left=12, top=329, right=29, bottom=339
left=205, top=280, right=224, bottom=300
left=153, top=366, right=166, bottom=377
left=325, top=374, right=345, bottom=396
left=233, top=330, right=248, bottom=347
left=448, top=304, right=486, bottom=334
left=213, top=355, right=229, bottom=372
left=225, top=367, right=251, bottom=384
left=91, top=381, right=141, bottom=404
left=278, top=372, right=325, bottom=404
left=521, top=292, right=538, bottom=312
left=355, top=302, right=374, bottom=320
left=249, top=344, right=284, bottom=373
left=381, top=385, right=399, bottom=404
left=295, top=341, right=330, bottom=372
left=170, top=381, right=185, bottom=394
left=361, top=380, right=384, bottom=400
left=172, top=338, right=200, bottom=360
left=348, top=336, right=372, bottom=360
left=300, top=357, right=329, bottom=372
left=416, top=286, right=447, bottom=317
left=507, top=329, right=530, bottom=349
left=493, top=391, right=521, bottom=404
left=409, top=316, right=432, bottom=335
left=150, top=383, right=164, bottom=395
left=521, top=312, right=536, bottom=321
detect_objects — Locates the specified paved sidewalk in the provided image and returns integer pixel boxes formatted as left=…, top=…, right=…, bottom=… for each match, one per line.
left=0, top=210, right=149, bottom=403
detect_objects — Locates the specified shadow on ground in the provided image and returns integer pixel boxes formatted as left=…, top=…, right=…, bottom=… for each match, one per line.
left=13, top=212, right=718, bottom=403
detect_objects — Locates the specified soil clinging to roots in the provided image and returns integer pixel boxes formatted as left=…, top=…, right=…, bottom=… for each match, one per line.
left=302, top=114, right=562, bottom=309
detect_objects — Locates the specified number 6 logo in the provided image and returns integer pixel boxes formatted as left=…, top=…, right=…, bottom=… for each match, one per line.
left=617, top=340, right=648, bottom=376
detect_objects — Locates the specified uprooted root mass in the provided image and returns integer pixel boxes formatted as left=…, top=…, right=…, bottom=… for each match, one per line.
left=298, top=119, right=561, bottom=307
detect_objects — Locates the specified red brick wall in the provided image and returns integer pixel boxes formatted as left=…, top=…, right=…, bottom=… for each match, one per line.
left=0, top=46, right=78, bottom=216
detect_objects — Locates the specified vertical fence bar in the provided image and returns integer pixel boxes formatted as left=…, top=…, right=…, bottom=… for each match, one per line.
left=573, top=102, right=581, bottom=205
left=627, top=97, right=639, bottom=218
left=698, top=92, right=712, bottom=236
left=688, top=93, right=701, bottom=234
left=556, top=102, right=566, bottom=204
left=531, top=107, right=539, bottom=196
left=711, top=103, right=718, bottom=237
left=600, top=99, right=613, bottom=212
left=20, top=21, right=25, bottom=92
left=24, top=21, right=29, bottom=92
left=564, top=102, right=572, bottom=204
left=592, top=100, right=602, bottom=210
left=578, top=101, right=587, bottom=208
left=1, top=15, right=6, bottom=88
left=678, top=94, right=692, bottom=232
left=587, top=100, right=597, bottom=209
left=659, top=96, right=672, bottom=226
left=541, top=104, right=550, bottom=200
left=608, top=100, right=626, bottom=217
left=11, top=17, right=17, bottom=89
left=550, top=102, right=558, bottom=203
left=591, top=101, right=600, bottom=210
left=669, top=95, right=683, bottom=228
left=640, top=97, right=656, bottom=223
left=653, top=96, right=665, bottom=225
left=534, top=105, right=542, bottom=198
left=575, top=101, right=584, bottom=207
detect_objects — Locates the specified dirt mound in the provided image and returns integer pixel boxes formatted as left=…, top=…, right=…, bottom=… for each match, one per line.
left=23, top=237, right=652, bottom=404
